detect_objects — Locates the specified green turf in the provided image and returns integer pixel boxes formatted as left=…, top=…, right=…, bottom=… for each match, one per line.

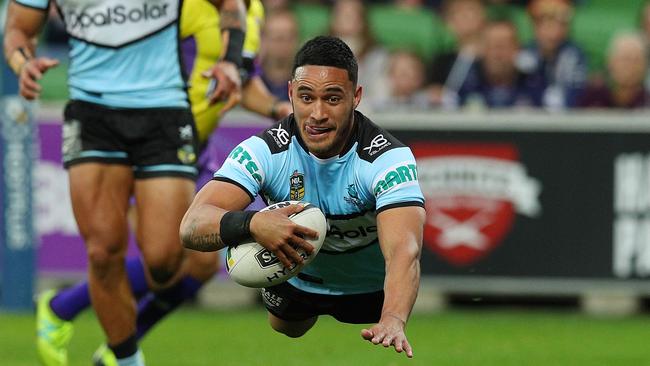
left=1, top=307, right=648, bottom=365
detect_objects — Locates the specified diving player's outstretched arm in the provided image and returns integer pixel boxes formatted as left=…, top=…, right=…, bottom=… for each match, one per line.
left=362, top=205, right=425, bottom=358
left=4, top=2, right=58, bottom=100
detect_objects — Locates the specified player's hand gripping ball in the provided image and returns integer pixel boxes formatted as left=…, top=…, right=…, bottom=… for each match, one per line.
left=225, top=201, right=327, bottom=288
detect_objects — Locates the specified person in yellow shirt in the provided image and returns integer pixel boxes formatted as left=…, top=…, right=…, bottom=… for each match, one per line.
left=34, top=1, right=291, bottom=365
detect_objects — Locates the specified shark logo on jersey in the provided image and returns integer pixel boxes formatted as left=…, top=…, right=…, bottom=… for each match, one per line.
left=363, top=134, right=391, bottom=157
left=344, top=184, right=363, bottom=208
left=289, top=170, right=305, bottom=200
left=268, top=123, right=290, bottom=148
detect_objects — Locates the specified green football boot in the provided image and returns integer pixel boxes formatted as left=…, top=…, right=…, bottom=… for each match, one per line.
left=92, top=344, right=118, bottom=366
left=93, top=344, right=145, bottom=366
left=36, top=289, right=73, bottom=366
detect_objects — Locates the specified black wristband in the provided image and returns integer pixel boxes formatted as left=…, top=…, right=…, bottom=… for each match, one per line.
left=223, top=28, right=245, bottom=69
left=241, top=56, right=254, bottom=85
left=220, top=210, right=257, bottom=247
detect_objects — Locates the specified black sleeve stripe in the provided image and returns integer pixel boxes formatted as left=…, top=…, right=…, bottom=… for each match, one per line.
left=11, top=0, right=48, bottom=11
left=212, top=177, right=255, bottom=202
left=376, top=201, right=425, bottom=215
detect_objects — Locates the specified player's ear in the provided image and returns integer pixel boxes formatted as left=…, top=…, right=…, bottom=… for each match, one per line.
left=287, top=80, right=293, bottom=103
left=353, top=85, right=362, bottom=109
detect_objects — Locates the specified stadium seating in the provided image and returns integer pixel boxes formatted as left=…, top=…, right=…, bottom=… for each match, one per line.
left=34, top=2, right=649, bottom=101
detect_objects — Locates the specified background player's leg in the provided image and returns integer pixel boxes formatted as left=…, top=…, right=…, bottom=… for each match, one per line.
left=134, top=177, right=195, bottom=288
left=48, top=257, right=150, bottom=322
left=131, top=177, right=211, bottom=336
left=268, top=313, right=318, bottom=338
left=68, top=164, right=135, bottom=345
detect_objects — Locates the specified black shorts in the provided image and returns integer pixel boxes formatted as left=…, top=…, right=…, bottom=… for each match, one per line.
left=261, top=282, right=384, bottom=324
left=62, top=100, right=198, bottom=180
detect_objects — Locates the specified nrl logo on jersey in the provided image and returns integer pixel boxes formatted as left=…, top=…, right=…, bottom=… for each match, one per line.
left=412, top=142, right=541, bottom=267
left=363, top=134, right=391, bottom=156
left=268, top=123, right=290, bottom=148
left=289, top=170, right=304, bottom=200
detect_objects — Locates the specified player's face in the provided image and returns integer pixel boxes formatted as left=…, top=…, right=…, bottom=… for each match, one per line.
left=289, top=65, right=362, bottom=159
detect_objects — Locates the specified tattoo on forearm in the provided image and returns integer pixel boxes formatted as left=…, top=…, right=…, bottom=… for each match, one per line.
left=220, top=9, right=245, bottom=29
left=182, top=221, right=225, bottom=251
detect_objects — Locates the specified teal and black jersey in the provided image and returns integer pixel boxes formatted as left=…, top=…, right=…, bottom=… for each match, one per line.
left=16, top=0, right=187, bottom=108
left=214, top=111, right=425, bottom=295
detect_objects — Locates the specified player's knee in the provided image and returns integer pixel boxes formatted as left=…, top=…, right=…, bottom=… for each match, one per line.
left=278, top=328, right=308, bottom=338
left=141, top=244, right=184, bottom=286
left=148, top=266, right=177, bottom=286
left=269, top=316, right=315, bottom=338
left=271, top=324, right=309, bottom=338
left=86, top=242, right=124, bottom=279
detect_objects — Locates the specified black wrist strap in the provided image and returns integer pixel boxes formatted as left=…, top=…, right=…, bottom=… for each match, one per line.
left=223, top=28, right=245, bottom=69
left=220, top=210, right=257, bottom=247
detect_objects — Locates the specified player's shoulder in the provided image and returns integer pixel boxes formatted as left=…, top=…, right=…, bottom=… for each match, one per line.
left=255, top=115, right=296, bottom=154
left=354, top=111, right=407, bottom=163
left=13, top=0, right=48, bottom=10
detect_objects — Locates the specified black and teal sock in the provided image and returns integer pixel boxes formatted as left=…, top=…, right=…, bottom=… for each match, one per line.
left=135, top=276, right=204, bottom=339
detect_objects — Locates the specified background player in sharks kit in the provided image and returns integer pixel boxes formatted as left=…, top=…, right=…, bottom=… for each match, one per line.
left=180, top=36, right=426, bottom=358
left=9, top=0, right=292, bottom=365
left=4, top=0, right=246, bottom=365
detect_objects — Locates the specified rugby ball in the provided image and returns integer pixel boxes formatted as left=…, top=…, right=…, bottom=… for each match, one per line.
left=225, top=201, right=327, bottom=288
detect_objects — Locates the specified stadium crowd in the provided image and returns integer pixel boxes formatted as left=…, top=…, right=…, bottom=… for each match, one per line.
left=38, top=0, right=650, bottom=112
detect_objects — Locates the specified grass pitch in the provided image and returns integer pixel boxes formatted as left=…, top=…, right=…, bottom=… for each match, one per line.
left=1, top=307, right=648, bottom=365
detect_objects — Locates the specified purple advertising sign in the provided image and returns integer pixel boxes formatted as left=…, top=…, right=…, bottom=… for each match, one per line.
left=36, top=119, right=266, bottom=274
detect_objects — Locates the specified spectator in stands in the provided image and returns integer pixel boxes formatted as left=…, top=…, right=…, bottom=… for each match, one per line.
left=638, top=0, right=650, bottom=91
left=453, top=20, right=535, bottom=109
left=260, top=9, right=300, bottom=101
left=518, top=0, right=587, bottom=110
left=578, top=32, right=650, bottom=109
left=329, top=0, right=391, bottom=108
left=369, top=50, right=431, bottom=111
left=426, top=0, right=487, bottom=107
left=262, top=0, right=291, bottom=12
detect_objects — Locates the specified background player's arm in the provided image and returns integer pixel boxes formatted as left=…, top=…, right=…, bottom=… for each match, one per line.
left=180, top=180, right=316, bottom=266
left=362, top=205, right=425, bottom=358
left=3, top=2, right=58, bottom=99
left=204, top=0, right=247, bottom=106
left=241, top=76, right=292, bottom=120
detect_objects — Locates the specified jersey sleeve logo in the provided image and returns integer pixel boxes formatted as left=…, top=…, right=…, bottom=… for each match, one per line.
left=267, top=123, right=290, bottom=148
left=362, top=134, right=392, bottom=157
left=228, top=145, right=264, bottom=184
left=373, top=163, right=418, bottom=197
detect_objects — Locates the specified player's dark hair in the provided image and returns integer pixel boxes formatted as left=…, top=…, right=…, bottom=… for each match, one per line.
left=292, top=36, right=358, bottom=85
